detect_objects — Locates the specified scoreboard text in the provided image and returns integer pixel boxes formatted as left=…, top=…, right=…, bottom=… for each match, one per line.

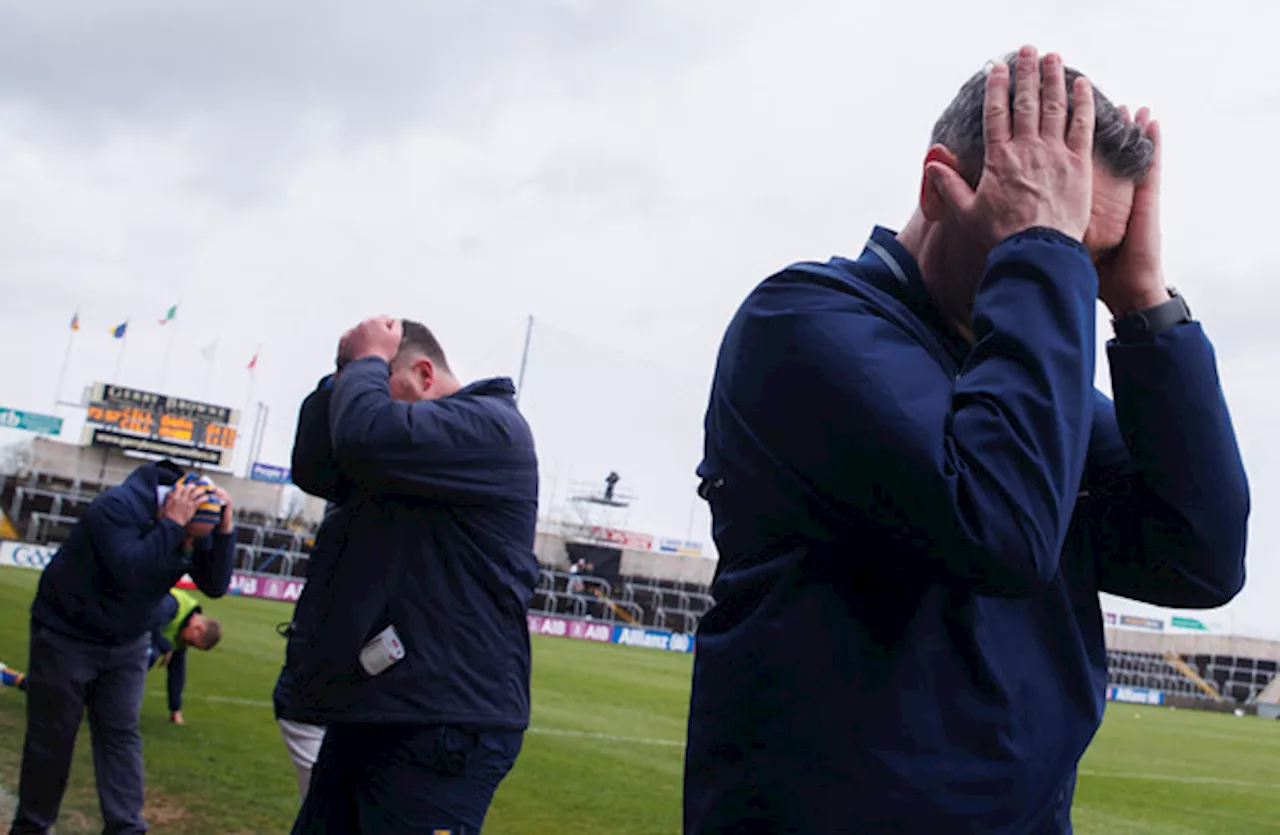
left=83, top=382, right=240, bottom=468
left=85, top=403, right=238, bottom=450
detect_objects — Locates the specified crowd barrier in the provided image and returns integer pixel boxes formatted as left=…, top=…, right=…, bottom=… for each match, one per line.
left=1, top=541, right=695, bottom=652
left=0, top=540, right=305, bottom=603
left=527, top=613, right=694, bottom=654
left=1106, top=684, right=1165, bottom=706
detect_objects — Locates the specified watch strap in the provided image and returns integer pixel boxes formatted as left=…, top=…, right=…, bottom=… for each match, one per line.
left=1112, top=288, right=1193, bottom=343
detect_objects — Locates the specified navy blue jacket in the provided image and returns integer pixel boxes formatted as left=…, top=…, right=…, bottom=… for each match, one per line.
left=31, top=462, right=235, bottom=646
left=279, top=358, right=540, bottom=728
left=274, top=375, right=342, bottom=724
left=685, top=227, right=1249, bottom=834
left=146, top=592, right=197, bottom=712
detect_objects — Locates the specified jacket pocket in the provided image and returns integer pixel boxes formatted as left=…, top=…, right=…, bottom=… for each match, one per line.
left=409, top=724, right=479, bottom=777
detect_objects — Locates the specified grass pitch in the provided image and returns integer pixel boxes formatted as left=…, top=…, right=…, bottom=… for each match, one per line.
left=0, top=565, right=1275, bottom=834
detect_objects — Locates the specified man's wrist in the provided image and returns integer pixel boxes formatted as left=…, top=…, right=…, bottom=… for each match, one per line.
left=350, top=351, right=395, bottom=365
left=1111, top=287, right=1193, bottom=343
left=1103, top=284, right=1171, bottom=318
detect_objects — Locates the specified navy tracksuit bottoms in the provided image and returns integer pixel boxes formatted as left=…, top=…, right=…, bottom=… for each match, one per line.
left=9, top=625, right=150, bottom=835
left=291, top=722, right=523, bottom=834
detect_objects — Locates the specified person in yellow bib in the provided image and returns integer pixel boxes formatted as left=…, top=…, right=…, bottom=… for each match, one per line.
left=146, top=587, right=223, bottom=725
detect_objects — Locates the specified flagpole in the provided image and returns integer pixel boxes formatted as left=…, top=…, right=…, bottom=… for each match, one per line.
left=202, top=342, right=218, bottom=400
left=113, top=327, right=128, bottom=383
left=159, top=322, right=177, bottom=392
left=53, top=327, right=76, bottom=411
left=241, top=345, right=261, bottom=473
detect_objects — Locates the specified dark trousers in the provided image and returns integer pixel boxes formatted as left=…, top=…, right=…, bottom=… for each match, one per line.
left=291, top=723, right=523, bottom=834
left=9, top=626, right=150, bottom=835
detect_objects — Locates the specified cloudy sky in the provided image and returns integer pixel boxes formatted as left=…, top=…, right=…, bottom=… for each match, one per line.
left=0, top=1, right=1276, bottom=635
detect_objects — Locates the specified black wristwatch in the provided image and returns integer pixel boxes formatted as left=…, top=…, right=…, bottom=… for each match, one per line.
left=1112, top=288, right=1193, bottom=343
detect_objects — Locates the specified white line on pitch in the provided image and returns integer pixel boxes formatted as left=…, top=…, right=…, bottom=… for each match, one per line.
left=1078, top=770, right=1277, bottom=789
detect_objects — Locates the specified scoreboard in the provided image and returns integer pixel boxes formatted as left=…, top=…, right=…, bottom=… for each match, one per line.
left=80, top=383, right=241, bottom=469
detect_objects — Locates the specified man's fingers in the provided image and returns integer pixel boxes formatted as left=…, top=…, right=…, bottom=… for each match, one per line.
left=1039, top=53, right=1068, bottom=139
left=925, top=162, right=976, bottom=218
left=982, top=60, right=1012, bottom=147
left=1012, top=45, right=1041, bottom=139
left=1133, top=106, right=1151, bottom=131
left=1136, top=118, right=1162, bottom=200
left=1066, top=75, right=1095, bottom=155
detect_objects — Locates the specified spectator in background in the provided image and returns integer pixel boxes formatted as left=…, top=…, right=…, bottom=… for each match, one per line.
left=285, top=316, right=539, bottom=834
left=145, top=587, right=223, bottom=726
left=568, top=557, right=584, bottom=594
left=11, top=461, right=234, bottom=835
left=686, top=48, right=1248, bottom=833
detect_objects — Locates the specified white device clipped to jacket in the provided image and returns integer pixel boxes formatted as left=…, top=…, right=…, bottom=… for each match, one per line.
left=358, top=625, right=406, bottom=677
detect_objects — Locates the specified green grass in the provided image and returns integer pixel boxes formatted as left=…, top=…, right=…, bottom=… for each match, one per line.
left=0, top=564, right=1276, bottom=833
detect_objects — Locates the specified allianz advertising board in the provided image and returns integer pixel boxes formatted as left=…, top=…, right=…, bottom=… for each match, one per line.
left=612, top=625, right=694, bottom=653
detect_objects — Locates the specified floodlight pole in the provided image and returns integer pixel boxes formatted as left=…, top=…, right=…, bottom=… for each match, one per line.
left=515, top=314, right=534, bottom=406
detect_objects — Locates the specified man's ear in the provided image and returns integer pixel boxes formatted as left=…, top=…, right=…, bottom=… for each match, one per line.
left=416, top=356, right=436, bottom=391
left=920, top=144, right=965, bottom=222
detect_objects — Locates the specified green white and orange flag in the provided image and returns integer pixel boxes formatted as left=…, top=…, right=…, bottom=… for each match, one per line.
left=158, top=304, right=178, bottom=325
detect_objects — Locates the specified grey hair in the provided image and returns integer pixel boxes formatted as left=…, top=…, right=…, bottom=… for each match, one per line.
left=931, top=51, right=1154, bottom=187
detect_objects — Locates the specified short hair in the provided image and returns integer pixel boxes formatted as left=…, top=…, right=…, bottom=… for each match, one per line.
left=200, top=618, right=222, bottom=650
left=931, top=51, right=1154, bottom=187
left=395, top=319, right=451, bottom=373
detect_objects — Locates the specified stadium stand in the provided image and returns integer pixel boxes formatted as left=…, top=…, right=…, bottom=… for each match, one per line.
left=6, top=458, right=1280, bottom=712
left=0, top=464, right=715, bottom=632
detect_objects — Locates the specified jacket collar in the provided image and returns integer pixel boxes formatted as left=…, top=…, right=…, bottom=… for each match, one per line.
left=842, top=226, right=970, bottom=363
left=125, top=460, right=184, bottom=490
left=457, top=377, right=517, bottom=398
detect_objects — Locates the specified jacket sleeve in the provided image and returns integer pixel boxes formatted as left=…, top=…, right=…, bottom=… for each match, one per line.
left=152, top=632, right=173, bottom=657
left=83, top=495, right=188, bottom=587
left=188, top=532, right=234, bottom=598
left=167, top=649, right=187, bottom=712
left=329, top=358, right=531, bottom=502
left=725, top=229, right=1098, bottom=596
left=291, top=376, right=342, bottom=501
left=1089, top=326, right=1249, bottom=607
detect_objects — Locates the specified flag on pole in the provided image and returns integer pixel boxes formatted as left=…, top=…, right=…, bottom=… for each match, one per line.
left=200, top=341, right=218, bottom=362
left=158, top=305, right=178, bottom=325
left=247, top=351, right=259, bottom=371
left=111, top=321, right=129, bottom=339
left=70, top=313, right=80, bottom=332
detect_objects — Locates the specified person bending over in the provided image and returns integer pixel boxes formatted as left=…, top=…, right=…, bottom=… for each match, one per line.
left=146, top=586, right=223, bottom=726
left=10, top=462, right=234, bottom=835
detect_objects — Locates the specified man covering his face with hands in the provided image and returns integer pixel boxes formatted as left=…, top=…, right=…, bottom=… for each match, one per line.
left=686, top=46, right=1249, bottom=833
